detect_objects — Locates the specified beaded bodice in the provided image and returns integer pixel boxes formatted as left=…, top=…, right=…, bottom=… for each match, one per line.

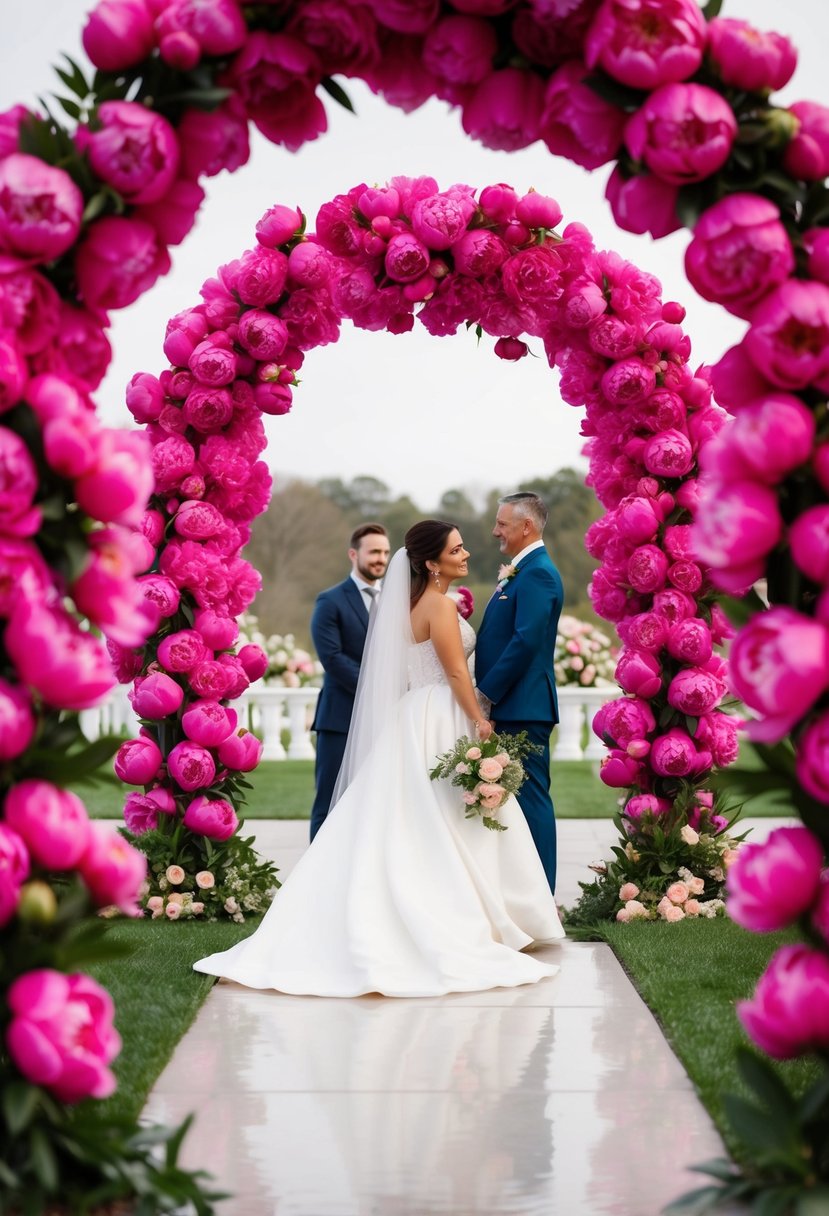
left=407, top=616, right=476, bottom=690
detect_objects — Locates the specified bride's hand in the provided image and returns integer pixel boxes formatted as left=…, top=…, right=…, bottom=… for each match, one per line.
left=474, top=718, right=493, bottom=743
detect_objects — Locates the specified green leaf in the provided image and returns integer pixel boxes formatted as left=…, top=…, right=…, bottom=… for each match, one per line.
left=158, top=85, right=234, bottom=108
left=689, top=1157, right=740, bottom=1183
left=321, top=76, right=356, bottom=114
left=55, top=95, right=82, bottom=121
left=82, top=191, right=110, bottom=224
left=23, top=734, right=123, bottom=785
left=1, top=1081, right=41, bottom=1137
left=722, top=1093, right=800, bottom=1158
left=736, top=1048, right=798, bottom=1119
left=797, top=1067, right=829, bottom=1122
left=662, top=1183, right=729, bottom=1215
left=718, top=589, right=768, bottom=630
left=756, top=1189, right=805, bottom=1216
left=701, top=0, right=724, bottom=19
left=29, top=1125, right=59, bottom=1191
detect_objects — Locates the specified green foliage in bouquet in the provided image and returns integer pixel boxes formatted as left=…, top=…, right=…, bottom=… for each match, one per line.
left=429, top=731, right=541, bottom=832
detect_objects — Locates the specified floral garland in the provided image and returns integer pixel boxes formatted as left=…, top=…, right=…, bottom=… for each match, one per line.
left=1, top=0, right=828, bottom=1209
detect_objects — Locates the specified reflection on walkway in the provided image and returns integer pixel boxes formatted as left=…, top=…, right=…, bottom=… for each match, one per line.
left=144, top=941, right=728, bottom=1215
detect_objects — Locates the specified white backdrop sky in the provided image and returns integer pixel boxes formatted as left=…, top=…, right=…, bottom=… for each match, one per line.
left=4, top=1, right=828, bottom=508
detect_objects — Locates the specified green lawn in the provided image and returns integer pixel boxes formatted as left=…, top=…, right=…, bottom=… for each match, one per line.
left=603, top=919, right=818, bottom=1159
left=79, top=751, right=795, bottom=821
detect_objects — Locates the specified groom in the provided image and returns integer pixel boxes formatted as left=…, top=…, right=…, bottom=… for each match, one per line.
left=309, top=522, right=390, bottom=841
left=475, top=492, right=563, bottom=893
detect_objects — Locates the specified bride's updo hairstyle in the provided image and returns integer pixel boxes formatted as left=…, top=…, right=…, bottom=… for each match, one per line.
left=405, top=519, right=456, bottom=607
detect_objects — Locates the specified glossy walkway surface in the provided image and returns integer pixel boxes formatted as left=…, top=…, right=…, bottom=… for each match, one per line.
left=142, top=818, right=785, bottom=1214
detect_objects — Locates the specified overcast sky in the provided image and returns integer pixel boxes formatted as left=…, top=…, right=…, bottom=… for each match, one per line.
left=4, top=1, right=828, bottom=509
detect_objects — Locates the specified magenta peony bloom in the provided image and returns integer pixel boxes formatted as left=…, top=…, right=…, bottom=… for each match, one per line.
left=221, top=246, right=288, bottom=307
left=136, top=176, right=204, bottom=246
left=783, top=102, right=829, bottom=182
left=693, top=480, right=782, bottom=588
left=79, top=823, right=147, bottom=913
left=0, top=332, right=30, bottom=419
left=237, top=643, right=269, bottom=682
left=667, top=668, right=722, bottom=717
left=541, top=60, right=626, bottom=170
left=114, top=736, right=163, bottom=786
left=6, top=969, right=121, bottom=1102
left=600, top=749, right=644, bottom=788
left=80, top=101, right=179, bottom=205
left=6, top=590, right=116, bottom=710
left=72, top=526, right=158, bottom=648
left=624, top=793, right=672, bottom=824
left=627, top=545, right=668, bottom=594
left=385, top=231, right=430, bottom=282
left=138, top=574, right=180, bottom=621
left=745, top=279, right=829, bottom=390
left=286, top=0, right=380, bottom=76
left=650, top=728, right=701, bottom=777
left=0, top=154, right=84, bottom=264
left=601, top=358, right=656, bottom=405
left=667, top=619, right=712, bottom=666
left=605, top=167, right=681, bottom=239
left=167, top=740, right=217, bottom=792
left=622, top=611, right=669, bottom=655
left=738, top=945, right=829, bottom=1059
left=594, top=696, right=656, bottom=747
left=76, top=428, right=154, bottom=527
left=615, top=649, right=662, bottom=699
left=0, top=426, right=40, bottom=537
left=287, top=240, right=334, bottom=288
left=695, top=710, right=740, bottom=768
left=0, top=821, right=30, bottom=925
left=82, top=0, right=155, bottom=69
left=183, top=794, right=239, bottom=841
left=218, top=729, right=264, bottom=772
left=182, top=699, right=237, bottom=747
left=369, top=0, right=438, bottom=33
left=642, top=429, right=694, bottom=479
left=462, top=67, right=545, bottom=151
left=129, top=672, right=185, bottom=718
left=493, top=336, right=528, bottom=361
left=123, top=785, right=175, bottom=834
left=4, top=779, right=91, bottom=870
left=225, top=32, right=327, bottom=152
left=193, top=607, right=239, bottom=650
left=423, top=14, right=496, bottom=85
left=75, top=216, right=171, bottom=311
left=625, top=84, right=738, bottom=185
left=707, top=18, right=796, bottom=93
left=502, top=245, right=564, bottom=316
left=685, top=194, right=794, bottom=319
left=178, top=101, right=250, bottom=180
left=729, top=608, right=829, bottom=743
left=704, top=393, right=815, bottom=485
left=156, top=0, right=246, bottom=57
left=796, top=710, right=829, bottom=804
left=585, top=0, right=706, bottom=91
left=411, top=190, right=474, bottom=249
left=791, top=506, right=829, bottom=586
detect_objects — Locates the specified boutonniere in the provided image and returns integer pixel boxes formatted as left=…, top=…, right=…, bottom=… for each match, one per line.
left=497, top=564, right=518, bottom=589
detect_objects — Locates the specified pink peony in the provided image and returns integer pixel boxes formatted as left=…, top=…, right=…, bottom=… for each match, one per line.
left=625, top=84, right=738, bottom=185
left=541, top=60, right=626, bottom=171
left=650, top=728, right=700, bottom=777
left=692, top=480, right=782, bottom=589
left=605, top=167, right=681, bottom=239
left=727, top=825, right=824, bottom=933
left=594, top=696, right=656, bottom=747
left=0, top=426, right=40, bottom=537
left=123, top=786, right=176, bottom=835
left=461, top=67, right=545, bottom=152
left=183, top=794, right=238, bottom=841
left=627, top=545, right=668, bottom=595
left=75, top=216, right=170, bottom=311
left=138, top=574, right=181, bottom=620
left=114, top=736, right=163, bottom=785
left=707, top=18, right=796, bottom=93
left=193, top=607, right=239, bottom=650
left=667, top=619, right=712, bottom=666
left=167, top=741, right=216, bottom=792
left=6, top=590, right=116, bottom=710
left=615, top=649, right=662, bottom=699
left=237, top=643, right=269, bottom=682
left=624, top=794, right=672, bottom=824
left=685, top=195, right=794, bottom=319
left=6, top=970, right=121, bottom=1102
left=178, top=101, right=250, bottom=180
left=585, top=0, right=706, bottom=91
left=796, top=710, right=829, bottom=804
left=600, top=749, right=644, bottom=788
left=155, top=0, right=246, bottom=58
left=729, top=608, right=829, bottom=742
left=182, top=699, right=237, bottom=747
left=82, top=0, right=155, bottom=69
left=0, top=822, right=30, bottom=925
left=129, top=672, right=185, bottom=719
left=738, top=945, right=829, bottom=1059
left=411, top=190, right=474, bottom=250
left=79, top=823, right=147, bottom=914
left=217, top=729, right=264, bottom=772
left=423, top=14, right=496, bottom=85
left=80, top=100, right=179, bottom=205
left=0, top=154, right=84, bottom=264
left=783, top=102, right=829, bottom=182
left=225, top=32, right=327, bottom=153
left=744, top=279, right=829, bottom=390
left=4, top=780, right=91, bottom=869
left=667, top=668, right=722, bottom=717
left=791, top=507, right=829, bottom=586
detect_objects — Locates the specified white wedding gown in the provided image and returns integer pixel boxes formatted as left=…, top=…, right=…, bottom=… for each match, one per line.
left=194, top=618, right=564, bottom=997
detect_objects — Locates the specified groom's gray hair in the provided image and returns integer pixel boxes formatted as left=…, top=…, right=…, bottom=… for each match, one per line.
left=499, top=491, right=548, bottom=533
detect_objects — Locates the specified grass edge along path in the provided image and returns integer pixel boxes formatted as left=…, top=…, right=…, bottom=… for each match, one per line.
left=600, top=919, right=819, bottom=1161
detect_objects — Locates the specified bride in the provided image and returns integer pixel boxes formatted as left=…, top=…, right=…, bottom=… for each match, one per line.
left=194, top=520, right=564, bottom=997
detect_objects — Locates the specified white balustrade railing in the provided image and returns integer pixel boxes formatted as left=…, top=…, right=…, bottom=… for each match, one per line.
left=80, top=683, right=615, bottom=763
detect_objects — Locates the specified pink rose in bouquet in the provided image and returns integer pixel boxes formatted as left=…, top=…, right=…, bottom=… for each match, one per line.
left=707, top=17, right=796, bottom=93
left=625, top=84, right=737, bottom=184
left=225, top=32, right=327, bottom=152
left=4, top=780, right=91, bottom=869
left=183, top=794, right=239, bottom=841
left=114, top=736, right=163, bottom=786
left=739, top=945, right=829, bottom=1059
left=585, top=0, right=706, bottom=91
left=729, top=608, right=829, bottom=742
left=75, top=216, right=170, bottom=311
left=461, top=67, right=545, bottom=152
left=79, top=823, right=147, bottom=913
left=218, top=729, right=264, bottom=772
left=6, top=970, right=121, bottom=1102
left=168, top=741, right=217, bottom=792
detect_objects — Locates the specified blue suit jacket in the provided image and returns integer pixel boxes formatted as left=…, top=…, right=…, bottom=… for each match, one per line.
left=475, top=546, right=563, bottom=726
left=310, top=578, right=369, bottom=734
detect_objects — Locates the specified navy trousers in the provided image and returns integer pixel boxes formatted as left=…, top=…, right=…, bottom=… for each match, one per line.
left=494, top=719, right=557, bottom=894
left=309, top=729, right=347, bottom=842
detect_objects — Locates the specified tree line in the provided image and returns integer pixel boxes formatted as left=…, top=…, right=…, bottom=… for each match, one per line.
left=246, top=468, right=604, bottom=647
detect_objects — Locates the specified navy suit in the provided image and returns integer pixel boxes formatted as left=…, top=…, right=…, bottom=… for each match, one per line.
left=475, top=546, right=564, bottom=893
left=309, top=578, right=370, bottom=840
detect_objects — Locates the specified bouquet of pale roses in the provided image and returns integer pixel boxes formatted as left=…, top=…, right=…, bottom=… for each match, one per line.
left=429, top=731, right=540, bottom=831
left=554, top=615, right=617, bottom=688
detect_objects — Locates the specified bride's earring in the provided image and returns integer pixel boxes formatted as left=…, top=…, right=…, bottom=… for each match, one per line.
left=430, top=566, right=441, bottom=588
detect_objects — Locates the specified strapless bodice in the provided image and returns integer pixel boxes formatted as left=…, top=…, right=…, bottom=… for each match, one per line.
left=407, top=616, right=475, bottom=690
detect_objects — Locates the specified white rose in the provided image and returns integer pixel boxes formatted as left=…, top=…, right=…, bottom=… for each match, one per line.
left=680, top=825, right=700, bottom=845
